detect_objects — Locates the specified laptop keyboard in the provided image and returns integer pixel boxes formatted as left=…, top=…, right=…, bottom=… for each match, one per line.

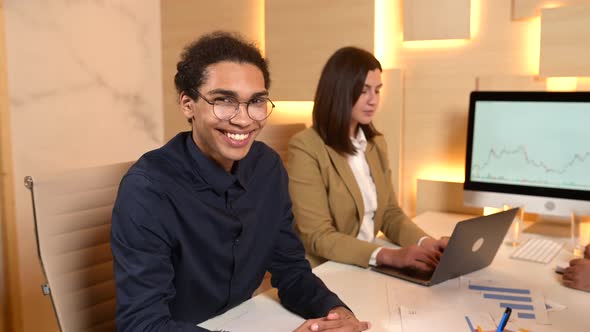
left=510, top=238, right=563, bottom=264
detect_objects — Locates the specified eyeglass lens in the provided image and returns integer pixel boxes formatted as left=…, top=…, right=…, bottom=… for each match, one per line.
left=213, top=99, right=273, bottom=121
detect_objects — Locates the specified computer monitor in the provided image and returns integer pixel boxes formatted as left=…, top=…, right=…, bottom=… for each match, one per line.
left=463, top=91, right=590, bottom=219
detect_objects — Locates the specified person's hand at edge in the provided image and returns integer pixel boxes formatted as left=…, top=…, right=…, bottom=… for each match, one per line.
left=563, top=258, right=590, bottom=292
left=292, top=306, right=370, bottom=332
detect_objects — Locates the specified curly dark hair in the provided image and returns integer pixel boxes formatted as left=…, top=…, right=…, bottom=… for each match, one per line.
left=312, top=46, right=382, bottom=155
left=174, top=31, right=270, bottom=100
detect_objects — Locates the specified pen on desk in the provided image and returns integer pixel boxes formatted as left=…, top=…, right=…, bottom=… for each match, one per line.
left=496, top=307, right=512, bottom=332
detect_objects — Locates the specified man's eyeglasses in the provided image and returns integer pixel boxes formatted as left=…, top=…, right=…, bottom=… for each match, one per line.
left=194, top=91, right=275, bottom=121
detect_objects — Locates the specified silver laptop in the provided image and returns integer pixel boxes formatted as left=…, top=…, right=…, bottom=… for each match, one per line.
left=371, top=208, right=519, bottom=286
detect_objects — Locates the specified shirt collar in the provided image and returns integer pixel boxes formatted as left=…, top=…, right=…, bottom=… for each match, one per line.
left=185, top=133, right=243, bottom=195
left=350, top=128, right=368, bottom=153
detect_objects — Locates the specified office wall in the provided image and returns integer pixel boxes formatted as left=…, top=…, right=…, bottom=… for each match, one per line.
left=1, top=1, right=163, bottom=331
left=162, top=0, right=590, bottom=216
left=265, top=0, right=374, bottom=101
left=1, top=0, right=588, bottom=330
left=396, top=1, right=589, bottom=214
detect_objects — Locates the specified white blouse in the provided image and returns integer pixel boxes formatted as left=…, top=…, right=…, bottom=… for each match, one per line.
left=348, top=130, right=428, bottom=266
left=348, top=129, right=378, bottom=242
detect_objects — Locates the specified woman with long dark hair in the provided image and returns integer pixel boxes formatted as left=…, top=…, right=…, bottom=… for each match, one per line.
left=288, top=47, right=448, bottom=270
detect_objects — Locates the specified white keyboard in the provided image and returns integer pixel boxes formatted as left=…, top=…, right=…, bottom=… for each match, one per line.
left=510, top=238, right=564, bottom=264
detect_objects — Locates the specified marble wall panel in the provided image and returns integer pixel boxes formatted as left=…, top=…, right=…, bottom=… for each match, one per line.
left=2, top=1, right=163, bottom=330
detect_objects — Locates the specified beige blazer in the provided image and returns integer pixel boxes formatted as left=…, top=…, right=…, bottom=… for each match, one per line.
left=288, top=128, right=428, bottom=268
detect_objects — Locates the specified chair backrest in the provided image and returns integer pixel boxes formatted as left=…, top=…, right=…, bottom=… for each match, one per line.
left=26, top=161, right=133, bottom=332
left=256, top=123, right=306, bottom=167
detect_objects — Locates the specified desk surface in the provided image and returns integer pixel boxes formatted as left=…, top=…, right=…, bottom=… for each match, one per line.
left=200, top=212, right=589, bottom=332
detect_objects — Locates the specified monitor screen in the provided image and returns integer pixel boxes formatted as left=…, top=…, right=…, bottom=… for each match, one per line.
left=464, top=91, right=590, bottom=217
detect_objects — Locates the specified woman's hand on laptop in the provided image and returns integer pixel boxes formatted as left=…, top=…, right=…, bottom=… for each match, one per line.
left=420, top=237, right=449, bottom=253
left=376, top=245, right=440, bottom=272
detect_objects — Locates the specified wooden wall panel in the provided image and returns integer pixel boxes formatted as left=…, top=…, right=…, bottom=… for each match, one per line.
left=476, top=75, right=547, bottom=91
left=395, top=0, right=551, bottom=216
left=403, top=0, right=471, bottom=41
left=401, top=74, right=476, bottom=214
left=373, top=69, right=403, bottom=201
left=161, top=0, right=263, bottom=140
left=265, top=0, right=374, bottom=101
left=539, top=5, right=590, bottom=77
left=512, top=0, right=590, bottom=20
left=416, top=179, right=482, bottom=215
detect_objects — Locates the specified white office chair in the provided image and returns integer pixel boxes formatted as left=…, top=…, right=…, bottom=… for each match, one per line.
left=253, top=123, right=306, bottom=295
left=26, top=161, right=133, bottom=332
left=256, top=123, right=306, bottom=169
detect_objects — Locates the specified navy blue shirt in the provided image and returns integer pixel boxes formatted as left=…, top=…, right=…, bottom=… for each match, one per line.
left=111, top=132, right=345, bottom=331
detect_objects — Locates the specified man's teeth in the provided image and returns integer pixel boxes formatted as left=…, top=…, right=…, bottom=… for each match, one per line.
left=225, top=132, right=249, bottom=141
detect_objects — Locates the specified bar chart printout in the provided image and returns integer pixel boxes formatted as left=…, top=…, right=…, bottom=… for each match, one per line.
left=465, top=280, right=551, bottom=331
left=399, top=306, right=496, bottom=332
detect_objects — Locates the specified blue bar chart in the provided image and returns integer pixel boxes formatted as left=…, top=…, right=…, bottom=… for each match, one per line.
left=469, top=283, right=537, bottom=320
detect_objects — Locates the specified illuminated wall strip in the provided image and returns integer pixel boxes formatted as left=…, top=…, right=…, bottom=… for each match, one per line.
left=416, top=165, right=465, bottom=183
left=270, top=101, right=314, bottom=126
left=470, top=0, right=481, bottom=39
left=258, top=0, right=265, bottom=55
left=546, top=77, right=577, bottom=91
left=374, top=0, right=399, bottom=69
left=483, top=207, right=502, bottom=216
left=525, top=17, right=541, bottom=75
left=403, top=39, right=469, bottom=49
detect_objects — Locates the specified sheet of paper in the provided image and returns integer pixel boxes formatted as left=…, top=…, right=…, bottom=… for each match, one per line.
left=400, top=306, right=496, bottom=332
left=198, top=293, right=303, bottom=332
left=544, top=298, right=566, bottom=312
left=461, top=278, right=551, bottom=325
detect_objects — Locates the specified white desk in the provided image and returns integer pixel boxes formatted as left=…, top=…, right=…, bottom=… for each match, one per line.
left=200, top=212, right=589, bottom=332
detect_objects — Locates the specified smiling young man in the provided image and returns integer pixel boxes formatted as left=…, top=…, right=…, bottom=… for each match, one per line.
left=110, top=32, right=370, bottom=331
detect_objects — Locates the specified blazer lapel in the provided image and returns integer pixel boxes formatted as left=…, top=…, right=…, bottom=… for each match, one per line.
left=365, top=140, right=387, bottom=234
left=326, top=147, right=365, bottom=222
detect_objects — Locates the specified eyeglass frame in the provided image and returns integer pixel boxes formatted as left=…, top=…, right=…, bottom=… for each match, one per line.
left=192, top=89, right=275, bottom=121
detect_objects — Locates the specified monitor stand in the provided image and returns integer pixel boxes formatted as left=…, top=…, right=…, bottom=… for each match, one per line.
left=523, top=214, right=570, bottom=238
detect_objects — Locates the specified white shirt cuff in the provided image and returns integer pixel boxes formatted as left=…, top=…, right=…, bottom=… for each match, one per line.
left=369, top=247, right=382, bottom=267
left=417, top=236, right=430, bottom=246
